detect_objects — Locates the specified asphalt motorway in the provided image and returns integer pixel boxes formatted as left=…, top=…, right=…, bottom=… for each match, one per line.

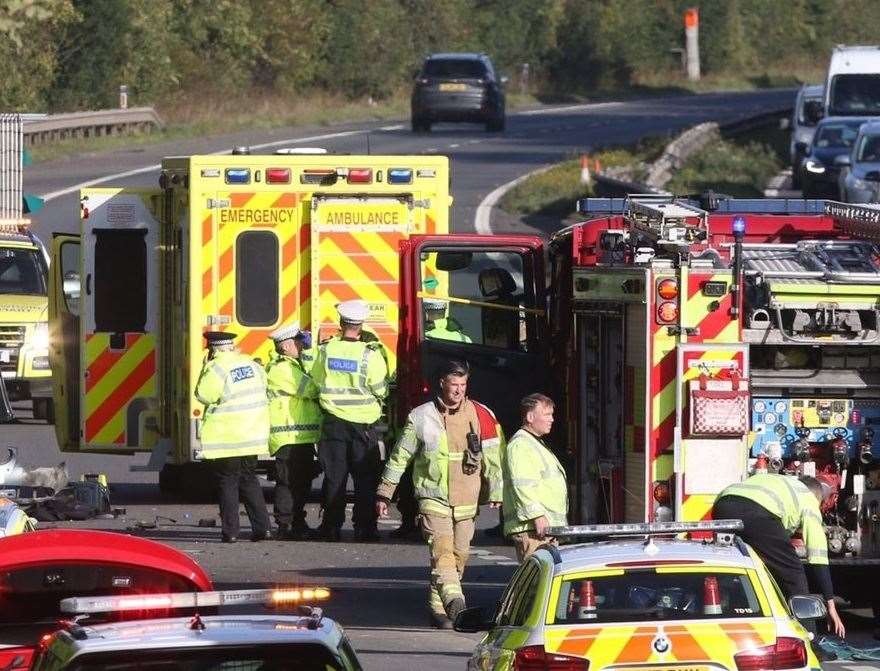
left=11, top=89, right=880, bottom=669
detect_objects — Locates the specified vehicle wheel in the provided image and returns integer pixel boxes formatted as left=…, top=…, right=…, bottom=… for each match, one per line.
left=791, top=169, right=802, bottom=189
left=159, top=464, right=183, bottom=495
left=486, top=115, right=505, bottom=132
left=411, top=118, right=431, bottom=133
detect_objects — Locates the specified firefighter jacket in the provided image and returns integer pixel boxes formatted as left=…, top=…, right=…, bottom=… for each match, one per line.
left=502, top=428, right=568, bottom=536
left=194, top=351, right=269, bottom=459
left=265, top=351, right=321, bottom=453
left=719, top=473, right=828, bottom=565
left=425, top=318, right=472, bottom=343
left=310, top=338, right=388, bottom=425
left=377, top=399, right=504, bottom=520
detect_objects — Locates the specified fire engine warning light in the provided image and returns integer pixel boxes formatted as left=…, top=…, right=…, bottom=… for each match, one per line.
left=732, top=216, right=746, bottom=235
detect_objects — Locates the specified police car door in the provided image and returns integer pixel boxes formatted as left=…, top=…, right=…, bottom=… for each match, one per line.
left=401, top=234, right=548, bottom=436
left=78, top=189, right=162, bottom=452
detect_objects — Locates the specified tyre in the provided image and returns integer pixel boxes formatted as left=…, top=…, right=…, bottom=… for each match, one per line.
left=486, top=115, right=505, bottom=132
left=411, top=117, right=431, bottom=133
left=791, top=168, right=802, bottom=189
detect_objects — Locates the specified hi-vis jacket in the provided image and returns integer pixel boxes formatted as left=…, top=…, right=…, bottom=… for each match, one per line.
left=265, top=351, right=321, bottom=452
left=719, top=473, right=829, bottom=565
left=378, top=399, right=504, bottom=520
left=502, top=428, right=568, bottom=536
left=310, top=338, right=388, bottom=424
left=425, top=317, right=472, bottom=343
left=194, top=351, right=269, bottom=459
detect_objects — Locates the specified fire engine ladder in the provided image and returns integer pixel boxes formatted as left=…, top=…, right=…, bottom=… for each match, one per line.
left=741, top=237, right=880, bottom=344
left=623, top=195, right=709, bottom=247
left=0, top=114, right=23, bottom=221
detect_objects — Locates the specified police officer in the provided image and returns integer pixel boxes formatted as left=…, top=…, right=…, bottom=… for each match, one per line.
left=376, top=359, right=504, bottom=629
left=266, top=323, right=321, bottom=541
left=502, top=393, right=568, bottom=561
left=714, top=473, right=846, bottom=642
left=309, top=300, right=389, bottom=542
left=195, top=331, right=271, bottom=543
left=423, top=298, right=472, bottom=343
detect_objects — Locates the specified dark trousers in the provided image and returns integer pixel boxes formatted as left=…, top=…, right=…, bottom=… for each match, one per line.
left=213, top=455, right=270, bottom=539
left=396, top=463, right=417, bottom=526
left=318, top=414, right=380, bottom=532
left=713, top=495, right=809, bottom=599
left=274, top=444, right=318, bottom=528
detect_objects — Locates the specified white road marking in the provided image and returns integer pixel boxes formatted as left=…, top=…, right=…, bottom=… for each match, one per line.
left=39, top=128, right=377, bottom=202
left=518, top=101, right=624, bottom=116
left=449, top=143, right=460, bottom=148
left=378, top=124, right=405, bottom=131
left=474, top=164, right=555, bottom=235
left=467, top=139, right=481, bottom=144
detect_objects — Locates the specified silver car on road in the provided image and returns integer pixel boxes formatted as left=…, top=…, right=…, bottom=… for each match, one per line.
left=839, top=120, right=880, bottom=203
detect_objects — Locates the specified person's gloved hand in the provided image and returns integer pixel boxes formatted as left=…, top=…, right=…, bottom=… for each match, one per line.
left=298, top=330, right=312, bottom=349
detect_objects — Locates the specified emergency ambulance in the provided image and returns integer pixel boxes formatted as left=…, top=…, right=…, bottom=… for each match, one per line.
left=0, top=220, right=52, bottom=419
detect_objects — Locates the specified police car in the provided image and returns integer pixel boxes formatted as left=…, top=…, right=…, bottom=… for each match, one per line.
left=455, top=521, right=824, bottom=671
left=29, top=587, right=364, bottom=671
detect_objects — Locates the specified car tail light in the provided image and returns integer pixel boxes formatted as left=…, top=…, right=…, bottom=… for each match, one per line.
left=657, top=302, right=678, bottom=323
left=657, top=278, right=679, bottom=300
left=347, top=168, right=373, bottom=184
left=734, top=637, right=807, bottom=671
left=266, top=168, right=291, bottom=184
left=514, top=645, right=589, bottom=671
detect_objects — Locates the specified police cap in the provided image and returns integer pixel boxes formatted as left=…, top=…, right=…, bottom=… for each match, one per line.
left=270, top=322, right=301, bottom=343
left=423, top=298, right=448, bottom=311
left=337, top=299, right=368, bottom=325
left=204, top=331, right=237, bottom=347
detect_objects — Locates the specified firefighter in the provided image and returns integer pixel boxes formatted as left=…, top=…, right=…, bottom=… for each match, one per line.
left=375, top=359, right=504, bottom=629
left=713, top=473, right=846, bottom=644
left=309, top=300, right=389, bottom=543
left=502, top=393, right=568, bottom=561
left=195, top=331, right=271, bottom=543
left=266, top=323, right=321, bottom=541
left=423, top=298, right=472, bottom=343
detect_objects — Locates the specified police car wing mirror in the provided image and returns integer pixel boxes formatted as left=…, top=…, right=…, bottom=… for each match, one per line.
left=435, top=251, right=472, bottom=271
left=788, top=594, right=826, bottom=621
left=453, top=605, right=495, bottom=633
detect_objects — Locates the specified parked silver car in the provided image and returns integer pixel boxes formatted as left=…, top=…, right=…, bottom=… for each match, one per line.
left=787, top=84, right=824, bottom=188
left=839, top=120, right=880, bottom=202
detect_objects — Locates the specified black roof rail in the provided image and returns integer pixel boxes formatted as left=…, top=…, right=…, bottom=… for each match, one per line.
left=577, top=196, right=829, bottom=216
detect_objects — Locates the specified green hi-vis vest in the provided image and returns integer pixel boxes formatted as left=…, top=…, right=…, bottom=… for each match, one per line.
left=425, top=318, right=472, bottom=343
left=502, top=429, right=568, bottom=536
left=720, top=473, right=829, bottom=565
left=194, top=351, right=269, bottom=459
left=311, top=338, right=388, bottom=424
left=380, top=399, right=504, bottom=519
left=265, top=351, right=322, bottom=453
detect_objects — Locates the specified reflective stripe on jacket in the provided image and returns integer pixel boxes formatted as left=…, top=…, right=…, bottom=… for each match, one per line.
left=265, top=351, right=322, bottom=453
left=194, top=351, right=269, bottom=459
left=502, top=428, right=568, bottom=536
left=310, top=338, right=388, bottom=424
left=379, top=400, right=504, bottom=515
left=720, top=473, right=828, bottom=565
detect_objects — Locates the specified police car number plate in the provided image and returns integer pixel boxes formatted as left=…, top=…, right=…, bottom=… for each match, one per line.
left=439, top=83, right=467, bottom=92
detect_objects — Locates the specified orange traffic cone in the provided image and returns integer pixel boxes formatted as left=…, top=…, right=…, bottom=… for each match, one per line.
left=577, top=580, right=597, bottom=619
left=594, top=157, right=602, bottom=173
left=703, top=576, right=722, bottom=615
left=580, top=155, right=592, bottom=186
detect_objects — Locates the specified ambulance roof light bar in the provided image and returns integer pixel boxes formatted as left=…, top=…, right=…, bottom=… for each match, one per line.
left=826, top=200, right=880, bottom=240
left=0, top=218, right=31, bottom=235
left=60, top=587, right=331, bottom=615
left=548, top=519, right=744, bottom=540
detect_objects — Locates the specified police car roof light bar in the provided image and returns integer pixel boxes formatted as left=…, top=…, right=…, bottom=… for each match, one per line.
left=60, top=587, right=331, bottom=615
left=548, top=519, right=744, bottom=539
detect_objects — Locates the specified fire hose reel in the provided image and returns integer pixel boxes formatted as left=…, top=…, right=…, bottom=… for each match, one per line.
left=689, top=372, right=749, bottom=437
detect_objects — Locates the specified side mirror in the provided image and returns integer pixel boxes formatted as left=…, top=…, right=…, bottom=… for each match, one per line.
left=788, top=595, right=826, bottom=621
left=804, top=100, right=824, bottom=124
left=780, top=117, right=791, bottom=131
left=834, top=154, right=851, bottom=167
left=453, top=605, right=495, bottom=633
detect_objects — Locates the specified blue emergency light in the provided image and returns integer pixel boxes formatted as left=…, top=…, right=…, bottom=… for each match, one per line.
left=732, top=216, right=746, bottom=235
left=225, top=168, right=251, bottom=184
left=388, top=168, right=413, bottom=185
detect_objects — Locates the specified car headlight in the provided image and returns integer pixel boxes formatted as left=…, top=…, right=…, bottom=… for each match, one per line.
left=805, top=159, right=826, bottom=174
left=31, top=322, right=49, bottom=350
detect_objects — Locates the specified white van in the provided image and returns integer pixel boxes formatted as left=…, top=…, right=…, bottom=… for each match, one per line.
left=825, top=45, right=880, bottom=116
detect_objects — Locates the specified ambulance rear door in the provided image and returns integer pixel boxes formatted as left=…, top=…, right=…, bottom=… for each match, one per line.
left=48, top=234, right=80, bottom=452
left=310, top=195, right=416, bottom=372
left=78, top=189, right=163, bottom=453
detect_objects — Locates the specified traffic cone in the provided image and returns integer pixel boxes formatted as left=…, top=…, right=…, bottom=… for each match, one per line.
left=594, top=157, right=602, bottom=173
left=580, top=155, right=592, bottom=186
left=577, top=580, right=597, bottom=619
left=703, top=576, right=722, bottom=615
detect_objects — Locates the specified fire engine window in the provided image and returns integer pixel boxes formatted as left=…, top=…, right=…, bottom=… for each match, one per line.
left=236, top=231, right=279, bottom=327
left=94, top=229, right=146, bottom=333
left=552, top=569, right=764, bottom=624
left=419, top=250, right=530, bottom=351
left=0, top=247, right=46, bottom=296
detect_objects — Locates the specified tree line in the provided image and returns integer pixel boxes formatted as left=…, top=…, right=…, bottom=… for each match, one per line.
left=3, top=0, right=880, bottom=113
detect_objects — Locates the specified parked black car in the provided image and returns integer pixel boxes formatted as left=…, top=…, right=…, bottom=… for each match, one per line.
left=799, top=116, right=870, bottom=198
left=411, top=53, right=506, bottom=133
